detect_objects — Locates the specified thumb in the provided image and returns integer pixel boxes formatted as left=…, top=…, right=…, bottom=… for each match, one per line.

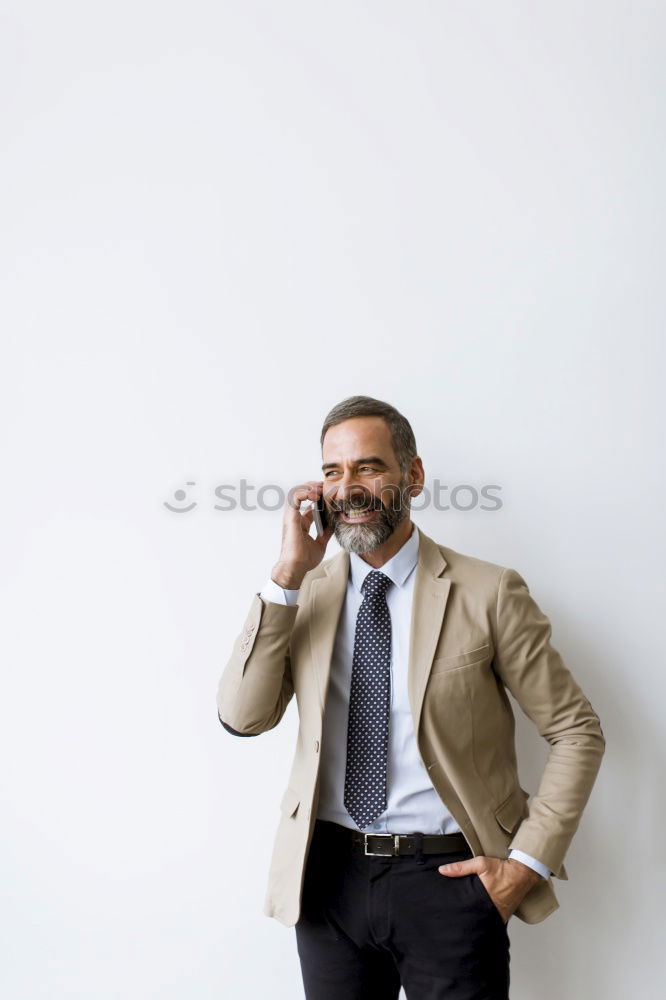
left=438, top=856, right=487, bottom=878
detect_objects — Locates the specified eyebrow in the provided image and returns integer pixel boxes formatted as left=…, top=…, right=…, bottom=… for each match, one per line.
left=321, top=455, right=390, bottom=472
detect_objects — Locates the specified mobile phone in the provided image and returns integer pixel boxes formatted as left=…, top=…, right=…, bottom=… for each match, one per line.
left=312, top=491, right=329, bottom=536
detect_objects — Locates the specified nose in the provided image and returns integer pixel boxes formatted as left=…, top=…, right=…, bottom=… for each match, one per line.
left=331, top=475, right=371, bottom=508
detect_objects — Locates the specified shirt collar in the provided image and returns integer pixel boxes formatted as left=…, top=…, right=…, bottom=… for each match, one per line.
left=349, top=522, right=420, bottom=596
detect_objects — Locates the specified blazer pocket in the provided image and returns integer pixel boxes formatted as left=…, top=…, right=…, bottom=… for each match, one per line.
left=430, top=643, right=492, bottom=675
left=493, top=786, right=528, bottom=836
left=279, top=786, right=300, bottom=818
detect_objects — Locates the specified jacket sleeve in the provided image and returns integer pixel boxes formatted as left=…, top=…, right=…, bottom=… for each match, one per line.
left=216, top=592, right=298, bottom=736
left=492, top=567, right=606, bottom=878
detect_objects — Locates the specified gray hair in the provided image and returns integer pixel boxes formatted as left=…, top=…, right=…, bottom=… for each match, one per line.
left=320, top=395, right=418, bottom=476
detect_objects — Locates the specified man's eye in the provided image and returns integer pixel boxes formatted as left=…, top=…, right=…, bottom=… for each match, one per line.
left=324, top=468, right=376, bottom=476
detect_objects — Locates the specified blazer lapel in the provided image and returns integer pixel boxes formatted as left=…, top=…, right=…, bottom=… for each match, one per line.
left=407, top=527, right=451, bottom=733
left=309, top=551, right=349, bottom=712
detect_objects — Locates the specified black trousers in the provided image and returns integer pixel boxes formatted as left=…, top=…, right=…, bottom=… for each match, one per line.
left=295, top=820, right=510, bottom=1000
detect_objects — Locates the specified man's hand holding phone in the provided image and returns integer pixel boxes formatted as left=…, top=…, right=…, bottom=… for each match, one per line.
left=270, top=481, right=334, bottom=590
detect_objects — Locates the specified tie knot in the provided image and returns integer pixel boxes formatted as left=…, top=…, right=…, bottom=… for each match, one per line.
left=361, top=570, right=392, bottom=600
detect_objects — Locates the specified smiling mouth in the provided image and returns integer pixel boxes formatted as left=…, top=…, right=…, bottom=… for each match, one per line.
left=339, top=505, right=378, bottom=523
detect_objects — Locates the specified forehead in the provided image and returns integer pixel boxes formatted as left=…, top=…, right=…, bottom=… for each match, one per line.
left=322, top=416, right=393, bottom=459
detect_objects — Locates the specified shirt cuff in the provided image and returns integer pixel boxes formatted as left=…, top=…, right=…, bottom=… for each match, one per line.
left=508, top=849, right=551, bottom=879
left=259, top=577, right=300, bottom=606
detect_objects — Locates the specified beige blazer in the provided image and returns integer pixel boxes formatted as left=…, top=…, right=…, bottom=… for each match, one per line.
left=217, top=525, right=605, bottom=926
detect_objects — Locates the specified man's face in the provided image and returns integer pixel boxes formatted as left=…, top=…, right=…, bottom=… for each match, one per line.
left=321, top=416, right=419, bottom=554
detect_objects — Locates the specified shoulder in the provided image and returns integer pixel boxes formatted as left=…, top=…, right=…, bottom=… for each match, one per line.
left=424, top=542, right=530, bottom=622
left=434, top=543, right=534, bottom=615
left=435, top=540, right=507, bottom=586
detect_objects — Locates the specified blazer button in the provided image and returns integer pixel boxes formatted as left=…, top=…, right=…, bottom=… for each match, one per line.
left=313, top=739, right=320, bottom=753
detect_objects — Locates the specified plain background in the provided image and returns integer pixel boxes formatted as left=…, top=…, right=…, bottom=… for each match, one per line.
left=2, top=1, right=664, bottom=997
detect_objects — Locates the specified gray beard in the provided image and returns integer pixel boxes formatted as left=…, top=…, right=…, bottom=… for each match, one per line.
left=332, top=481, right=411, bottom=555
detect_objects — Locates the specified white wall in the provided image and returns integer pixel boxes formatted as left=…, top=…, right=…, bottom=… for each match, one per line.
left=1, top=2, right=663, bottom=997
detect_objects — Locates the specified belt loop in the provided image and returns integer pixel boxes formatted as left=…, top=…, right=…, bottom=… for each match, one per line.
left=413, top=831, right=425, bottom=865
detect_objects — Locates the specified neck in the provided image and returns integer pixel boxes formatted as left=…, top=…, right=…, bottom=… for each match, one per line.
left=357, top=518, right=414, bottom=569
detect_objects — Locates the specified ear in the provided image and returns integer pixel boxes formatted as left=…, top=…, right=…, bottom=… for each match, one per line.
left=406, top=455, right=425, bottom=498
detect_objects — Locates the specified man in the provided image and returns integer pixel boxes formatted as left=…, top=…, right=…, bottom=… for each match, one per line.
left=216, top=395, right=605, bottom=999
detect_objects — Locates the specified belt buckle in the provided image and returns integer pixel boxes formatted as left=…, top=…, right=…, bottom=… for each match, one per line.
left=364, top=834, right=401, bottom=856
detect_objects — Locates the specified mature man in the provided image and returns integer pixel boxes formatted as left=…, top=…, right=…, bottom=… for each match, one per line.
left=216, top=395, right=605, bottom=999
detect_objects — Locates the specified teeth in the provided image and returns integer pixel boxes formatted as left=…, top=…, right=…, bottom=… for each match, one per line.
left=345, top=507, right=372, bottom=518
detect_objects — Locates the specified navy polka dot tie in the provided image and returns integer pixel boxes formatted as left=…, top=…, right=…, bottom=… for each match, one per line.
left=343, top=570, right=393, bottom=829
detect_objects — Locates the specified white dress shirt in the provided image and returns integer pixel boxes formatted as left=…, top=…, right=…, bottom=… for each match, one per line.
left=260, top=523, right=550, bottom=879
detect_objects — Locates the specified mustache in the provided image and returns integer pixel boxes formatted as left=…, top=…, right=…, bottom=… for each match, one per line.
left=328, top=496, right=385, bottom=514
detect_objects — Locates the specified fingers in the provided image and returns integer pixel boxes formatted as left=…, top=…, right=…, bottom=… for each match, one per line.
left=287, top=481, right=324, bottom=513
left=438, top=856, right=489, bottom=877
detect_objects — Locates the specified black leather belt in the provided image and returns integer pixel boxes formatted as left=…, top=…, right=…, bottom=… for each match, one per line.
left=347, top=829, right=469, bottom=857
